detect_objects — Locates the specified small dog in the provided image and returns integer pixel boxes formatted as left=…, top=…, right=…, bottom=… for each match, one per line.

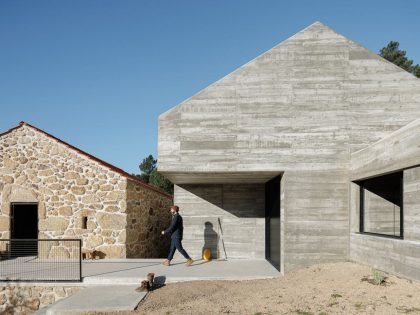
left=136, top=280, right=150, bottom=292
left=82, top=249, right=98, bottom=260
left=136, top=273, right=155, bottom=292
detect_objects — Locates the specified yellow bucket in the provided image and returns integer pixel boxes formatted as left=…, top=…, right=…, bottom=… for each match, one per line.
left=202, top=248, right=212, bottom=261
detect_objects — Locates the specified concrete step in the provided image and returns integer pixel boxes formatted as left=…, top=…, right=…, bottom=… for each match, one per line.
left=35, top=285, right=147, bottom=315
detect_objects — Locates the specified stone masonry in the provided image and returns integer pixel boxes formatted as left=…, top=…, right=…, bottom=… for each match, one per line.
left=0, top=285, right=81, bottom=314
left=0, top=122, right=172, bottom=258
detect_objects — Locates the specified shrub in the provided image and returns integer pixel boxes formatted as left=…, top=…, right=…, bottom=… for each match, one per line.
left=372, top=269, right=386, bottom=285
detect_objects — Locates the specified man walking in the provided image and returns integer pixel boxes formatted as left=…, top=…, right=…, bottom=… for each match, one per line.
left=161, top=205, right=193, bottom=266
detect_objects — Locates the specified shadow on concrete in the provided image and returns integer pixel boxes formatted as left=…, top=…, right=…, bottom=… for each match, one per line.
left=83, top=262, right=162, bottom=277
left=178, top=184, right=265, bottom=218
left=187, top=259, right=211, bottom=267
left=203, top=221, right=218, bottom=259
left=152, top=275, right=166, bottom=290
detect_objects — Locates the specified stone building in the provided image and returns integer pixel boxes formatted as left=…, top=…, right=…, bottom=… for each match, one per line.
left=0, top=121, right=172, bottom=258
left=158, top=21, right=420, bottom=280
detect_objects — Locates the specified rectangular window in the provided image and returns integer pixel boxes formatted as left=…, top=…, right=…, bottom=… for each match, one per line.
left=359, top=172, right=403, bottom=238
left=82, top=216, right=88, bottom=229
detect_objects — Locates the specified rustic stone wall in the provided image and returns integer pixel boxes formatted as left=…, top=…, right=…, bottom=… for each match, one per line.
left=0, top=124, right=172, bottom=258
left=126, top=179, right=172, bottom=258
left=0, top=285, right=81, bottom=314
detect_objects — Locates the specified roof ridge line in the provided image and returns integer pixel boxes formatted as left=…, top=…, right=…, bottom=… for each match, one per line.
left=0, top=122, right=172, bottom=198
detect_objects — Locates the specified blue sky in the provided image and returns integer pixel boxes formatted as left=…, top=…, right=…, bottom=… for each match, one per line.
left=1, top=0, right=419, bottom=174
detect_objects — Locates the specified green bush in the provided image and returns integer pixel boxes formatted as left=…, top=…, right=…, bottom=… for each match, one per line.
left=372, top=269, right=386, bottom=285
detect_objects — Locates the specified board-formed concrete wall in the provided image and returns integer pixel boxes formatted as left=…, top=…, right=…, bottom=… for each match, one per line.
left=282, top=170, right=349, bottom=272
left=350, top=166, right=420, bottom=280
left=173, top=184, right=265, bottom=260
left=404, top=167, right=420, bottom=243
left=0, top=123, right=172, bottom=258
left=350, top=118, right=420, bottom=181
left=159, top=22, right=420, bottom=272
left=159, top=22, right=420, bottom=176
left=350, top=118, right=420, bottom=280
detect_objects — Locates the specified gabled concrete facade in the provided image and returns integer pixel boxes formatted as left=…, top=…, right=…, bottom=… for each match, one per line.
left=158, top=22, right=420, bottom=277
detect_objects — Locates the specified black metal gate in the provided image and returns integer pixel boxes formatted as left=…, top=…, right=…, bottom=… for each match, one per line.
left=0, top=239, right=82, bottom=282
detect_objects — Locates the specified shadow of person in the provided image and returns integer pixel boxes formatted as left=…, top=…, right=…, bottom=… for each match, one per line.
left=202, top=221, right=218, bottom=260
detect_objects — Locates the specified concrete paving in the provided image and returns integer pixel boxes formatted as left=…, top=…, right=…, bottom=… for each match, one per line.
left=35, top=285, right=146, bottom=315
left=82, top=258, right=280, bottom=284
left=0, top=256, right=80, bottom=282
left=29, top=259, right=279, bottom=314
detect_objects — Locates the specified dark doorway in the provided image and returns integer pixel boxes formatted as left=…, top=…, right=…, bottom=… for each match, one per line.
left=10, top=203, right=38, bottom=256
left=265, top=176, right=280, bottom=271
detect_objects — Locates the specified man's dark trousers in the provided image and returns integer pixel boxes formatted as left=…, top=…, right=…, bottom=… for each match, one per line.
left=167, top=238, right=190, bottom=260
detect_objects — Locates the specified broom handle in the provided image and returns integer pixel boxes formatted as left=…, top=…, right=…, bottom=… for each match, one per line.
left=218, top=217, right=228, bottom=260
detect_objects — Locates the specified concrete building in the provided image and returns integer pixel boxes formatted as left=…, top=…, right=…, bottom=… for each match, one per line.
left=0, top=122, right=172, bottom=258
left=158, top=22, right=420, bottom=279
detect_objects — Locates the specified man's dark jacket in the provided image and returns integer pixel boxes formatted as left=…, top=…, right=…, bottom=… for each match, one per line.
left=165, top=213, right=184, bottom=239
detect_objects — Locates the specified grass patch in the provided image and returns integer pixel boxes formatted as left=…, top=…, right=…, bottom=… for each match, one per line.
left=294, top=310, right=314, bottom=315
left=318, top=312, right=328, bottom=315
left=396, top=306, right=420, bottom=313
left=361, top=269, right=388, bottom=286
left=354, top=302, right=366, bottom=310
left=331, top=293, right=342, bottom=298
left=327, top=301, right=339, bottom=307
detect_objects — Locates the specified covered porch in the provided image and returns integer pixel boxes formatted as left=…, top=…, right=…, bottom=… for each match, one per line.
left=159, top=171, right=283, bottom=271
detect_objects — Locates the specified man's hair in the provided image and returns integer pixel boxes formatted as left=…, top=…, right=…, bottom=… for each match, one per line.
left=170, top=205, right=179, bottom=212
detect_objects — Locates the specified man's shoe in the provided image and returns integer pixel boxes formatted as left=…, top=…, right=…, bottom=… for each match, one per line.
left=186, top=258, right=193, bottom=266
left=162, top=259, right=170, bottom=266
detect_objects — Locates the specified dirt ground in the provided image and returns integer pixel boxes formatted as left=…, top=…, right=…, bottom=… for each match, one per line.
left=106, top=262, right=420, bottom=315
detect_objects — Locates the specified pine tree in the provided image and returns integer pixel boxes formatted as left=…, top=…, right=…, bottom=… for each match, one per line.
left=379, top=41, right=420, bottom=78
left=136, top=154, right=173, bottom=194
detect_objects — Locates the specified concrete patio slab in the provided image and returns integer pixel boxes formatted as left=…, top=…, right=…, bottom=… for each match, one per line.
left=82, top=258, right=280, bottom=285
left=37, top=285, right=146, bottom=315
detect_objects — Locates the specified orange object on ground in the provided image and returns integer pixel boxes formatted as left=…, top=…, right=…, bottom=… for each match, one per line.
left=202, top=248, right=212, bottom=261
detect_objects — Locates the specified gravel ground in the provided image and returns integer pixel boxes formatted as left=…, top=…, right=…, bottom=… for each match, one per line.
left=98, top=262, right=420, bottom=315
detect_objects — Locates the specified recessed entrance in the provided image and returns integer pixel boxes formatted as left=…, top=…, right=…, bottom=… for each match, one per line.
left=265, top=176, right=281, bottom=271
left=10, top=203, right=38, bottom=256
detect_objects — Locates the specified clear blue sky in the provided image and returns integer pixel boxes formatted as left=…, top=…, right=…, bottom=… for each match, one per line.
left=1, top=0, right=419, bottom=174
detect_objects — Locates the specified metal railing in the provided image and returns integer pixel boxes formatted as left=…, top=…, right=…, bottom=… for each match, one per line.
left=0, top=239, right=82, bottom=282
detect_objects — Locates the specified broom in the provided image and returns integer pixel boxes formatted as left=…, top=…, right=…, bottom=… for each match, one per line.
left=218, top=217, right=228, bottom=261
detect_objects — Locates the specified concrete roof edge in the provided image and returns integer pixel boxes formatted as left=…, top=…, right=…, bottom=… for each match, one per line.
left=351, top=117, right=420, bottom=157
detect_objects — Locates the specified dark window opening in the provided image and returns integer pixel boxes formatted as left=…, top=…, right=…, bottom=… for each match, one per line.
left=358, top=172, right=403, bottom=238
left=82, top=216, right=88, bottom=229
